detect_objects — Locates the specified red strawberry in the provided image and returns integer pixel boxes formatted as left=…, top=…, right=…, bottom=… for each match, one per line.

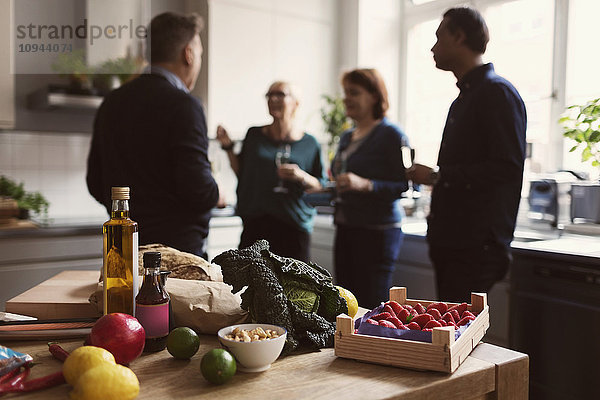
left=397, top=324, right=409, bottom=330
left=441, top=312, right=455, bottom=324
left=439, top=319, right=448, bottom=327
left=372, top=312, right=392, bottom=321
left=411, top=313, right=434, bottom=328
left=423, top=320, right=443, bottom=329
left=386, top=316, right=404, bottom=329
left=386, top=301, right=404, bottom=316
left=422, top=328, right=433, bottom=332
left=462, top=310, right=476, bottom=319
left=426, top=302, right=449, bottom=314
left=404, top=304, right=414, bottom=311
left=428, top=308, right=442, bottom=320
left=446, top=321, right=457, bottom=329
left=414, top=303, right=426, bottom=314
left=448, top=302, right=468, bottom=316
left=457, top=315, right=475, bottom=326
left=398, top=308, right=410, bottom=324
left=450, top=310, right=460, bottom=322
left=366, top=318, right=378, bottom=325
left=383, top=304, right=396, bottom=318
left=354, top=329, right=358, bottom=334
left=379, top=320, right=397, bottom=329
left=406, top=322, right=421, bottom=330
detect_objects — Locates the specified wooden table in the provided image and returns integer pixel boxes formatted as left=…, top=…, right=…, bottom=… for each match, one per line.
left=2, top=336, right=527, bottom=399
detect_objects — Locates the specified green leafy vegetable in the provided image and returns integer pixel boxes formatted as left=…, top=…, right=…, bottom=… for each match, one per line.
left=213, top=240, right=348, bottom=354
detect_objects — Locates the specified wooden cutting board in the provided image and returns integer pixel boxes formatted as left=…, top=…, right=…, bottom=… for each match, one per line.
left=5, top=270, right=102, bottom=319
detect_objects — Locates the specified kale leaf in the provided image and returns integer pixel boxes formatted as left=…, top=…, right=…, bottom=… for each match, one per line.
left=212, top=240, right=348, bottom=354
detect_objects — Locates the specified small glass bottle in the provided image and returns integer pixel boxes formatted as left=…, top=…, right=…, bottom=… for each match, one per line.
left=103, top=186, right=138, bottom=316
left=135, top=251, right=170, bottom=352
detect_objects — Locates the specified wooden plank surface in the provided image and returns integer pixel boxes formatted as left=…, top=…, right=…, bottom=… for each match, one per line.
left=3, top=337, right=503, bottom=400
left=470, top=343, right=529, bottom=400
left=5, top=270, right=101, bottom=319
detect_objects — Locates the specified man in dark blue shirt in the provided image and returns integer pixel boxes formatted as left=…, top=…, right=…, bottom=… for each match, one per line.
left=408, top=7, right=526, bottom=303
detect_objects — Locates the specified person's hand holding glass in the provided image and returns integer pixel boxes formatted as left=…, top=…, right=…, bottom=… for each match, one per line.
left=273, top=144, right=292, bottom=193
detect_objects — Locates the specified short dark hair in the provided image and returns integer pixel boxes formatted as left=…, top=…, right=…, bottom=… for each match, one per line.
left=146, top=12, right=204, bottom=63
left=341, top=68, right=389, bottom=119
left=443, top=7, right=489, bottom=54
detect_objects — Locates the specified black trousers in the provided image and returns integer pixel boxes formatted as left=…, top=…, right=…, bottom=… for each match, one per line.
left=428, top=241, right=511, bottom=303
left=239, top=215, right=311, bottom=262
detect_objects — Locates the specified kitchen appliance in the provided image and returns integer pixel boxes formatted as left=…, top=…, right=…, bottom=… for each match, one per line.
left=570, top=182, right=600, bottom=223
left=528, top=172, right=578, bottom=227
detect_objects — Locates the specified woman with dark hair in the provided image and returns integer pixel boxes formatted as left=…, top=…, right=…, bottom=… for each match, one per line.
left=216, top=81, right=326, bottom=262
left=331, top=68, right=411, bottom=308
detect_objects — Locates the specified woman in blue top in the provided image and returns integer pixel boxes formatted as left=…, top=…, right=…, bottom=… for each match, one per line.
left=216, top=81, right=326, bottom=262
left=332, top=69, right=411, bottom=308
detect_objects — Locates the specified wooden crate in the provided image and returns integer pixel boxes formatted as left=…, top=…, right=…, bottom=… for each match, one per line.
left=334, top=286, right=489, bottom=373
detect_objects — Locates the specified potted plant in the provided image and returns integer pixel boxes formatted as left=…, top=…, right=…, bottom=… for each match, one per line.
left=559, top=98, right=600, bottom=222
left=320, top=94, right=353, bottom=162
left=51, top=49, right=94, bottom=93
left=560, top=97, right=600, bottom=170
left=0, top=176, right=49, bottom=220
left=94, top=56, right=142, bottom=94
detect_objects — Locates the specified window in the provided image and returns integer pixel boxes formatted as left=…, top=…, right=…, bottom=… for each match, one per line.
left=405, top=18, right=456, bottom=166
left=401, top=0, right=600, bottom=177
left=563, top=0, right=600, bottom=175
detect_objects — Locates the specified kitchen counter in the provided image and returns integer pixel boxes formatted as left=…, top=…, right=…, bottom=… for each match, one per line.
left=0, top=207, right=240, bottom=240
left=0, top=210, right=242, bottom=311
left=5, top=336, right=527, bottom=399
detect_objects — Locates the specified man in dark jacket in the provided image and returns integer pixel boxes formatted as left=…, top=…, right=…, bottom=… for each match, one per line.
left=408, top=7, right=527, bottom=302
left=87, top=12, right=219, bottom=258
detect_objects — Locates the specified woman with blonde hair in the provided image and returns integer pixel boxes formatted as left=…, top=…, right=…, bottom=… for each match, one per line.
left=216, top=81, right=326, bottom=262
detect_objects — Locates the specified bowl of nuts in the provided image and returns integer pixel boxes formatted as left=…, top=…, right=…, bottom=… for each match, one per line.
left=217, top=323, right=287, bottom=372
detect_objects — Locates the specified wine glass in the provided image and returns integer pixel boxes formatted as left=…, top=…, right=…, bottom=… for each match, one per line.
left=273, top=144, right=291, bottom=193
left=332, top=152, right=348, bottom=204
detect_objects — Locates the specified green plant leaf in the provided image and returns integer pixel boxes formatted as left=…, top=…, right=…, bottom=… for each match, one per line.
left=569, top=145, right=579, bottom=153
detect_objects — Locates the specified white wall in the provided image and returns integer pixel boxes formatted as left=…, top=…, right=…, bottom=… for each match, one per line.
left=0, top=131, right=106, bottom=219
left=206, top=0, right=338, bottom=142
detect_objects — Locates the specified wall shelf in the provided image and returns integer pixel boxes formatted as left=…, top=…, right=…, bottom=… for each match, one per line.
left=27, top=86, right=104, bottom=111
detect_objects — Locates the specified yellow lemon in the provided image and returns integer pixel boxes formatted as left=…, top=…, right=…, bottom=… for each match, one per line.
left=63, top=346, right=116, bottom=386
left=336, top=286, right=358, bottom=318
left=69, top=364, right=139, bottom=400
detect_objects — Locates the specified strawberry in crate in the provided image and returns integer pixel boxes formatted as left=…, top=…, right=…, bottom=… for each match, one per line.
left=354, top=299, right=478, bottom=343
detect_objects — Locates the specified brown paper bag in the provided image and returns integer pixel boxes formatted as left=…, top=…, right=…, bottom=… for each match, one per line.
left=165, top=278, right=248, bottom=334
left=89, top=278, right=248, bottom=334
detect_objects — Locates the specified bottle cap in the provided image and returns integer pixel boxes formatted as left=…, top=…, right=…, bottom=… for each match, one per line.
left=143, top=251, right=161, bottom=268
left=111, top=187, right=130, bottom=200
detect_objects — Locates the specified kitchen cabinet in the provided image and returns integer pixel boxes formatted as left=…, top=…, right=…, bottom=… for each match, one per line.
left=509, top=242, right=600, bottom=400
left=0, top=0, right=15, bottom=129
left=0, top=215, right=244, bottom=311
left=0, top=228, right=103, bottom=310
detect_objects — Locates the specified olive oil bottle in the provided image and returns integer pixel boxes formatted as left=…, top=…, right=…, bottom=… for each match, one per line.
left=103, top=187, right=139, bottom=316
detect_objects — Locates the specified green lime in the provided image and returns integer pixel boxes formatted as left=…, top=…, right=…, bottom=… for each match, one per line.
left=200, top=348, right=236, bottom=385
left=166, top=327, right=200, bottom=359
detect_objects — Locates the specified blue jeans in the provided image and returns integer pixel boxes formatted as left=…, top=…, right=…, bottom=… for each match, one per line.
left=334, top=225, right=404, bottom=309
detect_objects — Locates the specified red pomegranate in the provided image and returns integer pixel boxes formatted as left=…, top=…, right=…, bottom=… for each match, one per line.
left=90, top=313, right=145, bottom=365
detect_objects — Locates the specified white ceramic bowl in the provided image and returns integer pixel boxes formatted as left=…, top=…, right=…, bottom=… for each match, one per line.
left=217, top=323, right=287, bottom=372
